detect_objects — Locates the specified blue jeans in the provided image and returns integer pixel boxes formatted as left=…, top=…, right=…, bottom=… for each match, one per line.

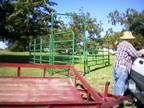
left=114, top=66, right=128, bottom=96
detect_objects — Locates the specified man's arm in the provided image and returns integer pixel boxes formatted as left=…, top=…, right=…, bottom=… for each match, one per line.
left=127, top=42, right=142, bottom=57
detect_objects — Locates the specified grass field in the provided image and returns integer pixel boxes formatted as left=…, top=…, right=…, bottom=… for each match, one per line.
left=0, top=51, right=115, bottom=94
left=84, top=55, right=115, bottom=93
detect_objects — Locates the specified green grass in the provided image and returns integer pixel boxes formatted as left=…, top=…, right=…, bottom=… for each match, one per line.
left=85, top=56, right=115, bottom=93
left=74, top=55, right=115, bottom=93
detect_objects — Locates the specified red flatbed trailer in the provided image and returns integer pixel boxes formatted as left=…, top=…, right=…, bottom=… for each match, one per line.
left=0, top=63, right=130, bottom=108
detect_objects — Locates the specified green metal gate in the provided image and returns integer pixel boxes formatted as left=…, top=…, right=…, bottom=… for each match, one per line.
left=50, top=30, right=75, bottom=65
left=29, top=30, right=75, bottom=65
left=84, top=42, right=110, bottom=75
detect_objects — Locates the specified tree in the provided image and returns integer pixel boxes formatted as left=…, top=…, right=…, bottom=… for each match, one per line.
left=0, top=0, right=14, bottom=41
left=108, top=9, right=144, bottom=34
left=70, top=10, right=103, bottom=48
left=108, top=8, right=144, bottom=49
left=103, top=31, right=122, bottom=49
left=0, top=0, right=57, bottom=51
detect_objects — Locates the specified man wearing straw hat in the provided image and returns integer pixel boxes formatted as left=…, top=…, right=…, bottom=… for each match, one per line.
left=114, top=31, right=144, bottom=96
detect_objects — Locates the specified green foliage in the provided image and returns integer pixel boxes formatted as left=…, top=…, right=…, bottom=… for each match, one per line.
left=68, top=10, right=103, bottom=49
left=103, top=30, right=122, bottom=49
left=0, top=0, right=57, bottom=51
left=0, top=0, right=15, bottom=41
left=132, top=33, right=144, bottom=49
left=108, top=9, right=144, bottom=35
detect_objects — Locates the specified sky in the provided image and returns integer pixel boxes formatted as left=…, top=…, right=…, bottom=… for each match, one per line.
left=53, top=0, right=144, bottom=34
left=0, top=42, right=7, bottom=49
left=0, top=0, right=144, bottom=49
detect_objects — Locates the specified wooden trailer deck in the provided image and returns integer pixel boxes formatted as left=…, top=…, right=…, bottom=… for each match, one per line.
left=0, top=77, right=83, bottom=104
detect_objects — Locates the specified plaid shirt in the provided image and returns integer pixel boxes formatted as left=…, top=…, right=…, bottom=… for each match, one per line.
left=116, top=41, right=142, bottom=72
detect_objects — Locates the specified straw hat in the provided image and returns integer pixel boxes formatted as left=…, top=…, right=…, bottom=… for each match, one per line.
left=120, top=31, right=135, bottom=40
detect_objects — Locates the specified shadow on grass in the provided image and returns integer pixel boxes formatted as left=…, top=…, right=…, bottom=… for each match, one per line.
left=0, top=54, right=81, bottom=64
left=0, top=55, right=30, bottom=63
left=90, top=64, right=111, bottom=72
